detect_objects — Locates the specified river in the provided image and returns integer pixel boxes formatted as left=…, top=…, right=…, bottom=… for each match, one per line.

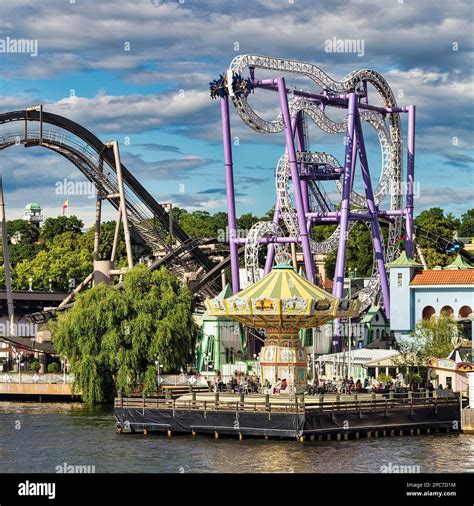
left=1, top=402, right=473, bottom=474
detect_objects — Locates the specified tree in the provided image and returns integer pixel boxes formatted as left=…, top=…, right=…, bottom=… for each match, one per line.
left=458, top=209, right=474, bottom=238
left=13, top=231, right=92, bottom=291
left=41, top=216, right=83, bottom=241
left=395, top=315, right=462, bottom=379
left=414, top=207, right=460, bottom=268
left=7, top=219, right=39, bottom=243
left=318, top=222, right=384, bottom=279
left=237, top=213, right=260, bottom=232
left=50, top=265, right=197, bottom=403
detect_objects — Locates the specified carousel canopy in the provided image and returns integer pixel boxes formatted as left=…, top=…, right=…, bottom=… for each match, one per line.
left=205, top=264, right=360, bottom=330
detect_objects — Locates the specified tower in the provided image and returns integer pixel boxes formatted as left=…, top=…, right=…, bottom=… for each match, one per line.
left=387, top=251, right=422, bottom=338
left=23, top=202, right=43, bottom=229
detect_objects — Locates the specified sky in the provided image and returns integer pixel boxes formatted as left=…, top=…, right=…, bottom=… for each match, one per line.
left=0, top=0, right=473, bottom=228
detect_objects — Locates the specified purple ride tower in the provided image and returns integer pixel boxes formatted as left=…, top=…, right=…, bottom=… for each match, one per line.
left=210, top=56, right=416, bottom=352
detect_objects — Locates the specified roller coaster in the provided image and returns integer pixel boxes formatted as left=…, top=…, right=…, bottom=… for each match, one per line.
left=1, top=56, right=471, bottom=335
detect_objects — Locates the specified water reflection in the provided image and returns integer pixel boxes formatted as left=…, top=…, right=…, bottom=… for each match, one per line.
left=1, top=403, right=473, bottom=473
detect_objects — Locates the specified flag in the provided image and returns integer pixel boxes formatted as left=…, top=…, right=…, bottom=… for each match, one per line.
left=62, top=199, right=69, bottom=216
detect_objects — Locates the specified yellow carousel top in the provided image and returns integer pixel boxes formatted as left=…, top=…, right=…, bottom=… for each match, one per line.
left=205, top=264, right=361, bottom=330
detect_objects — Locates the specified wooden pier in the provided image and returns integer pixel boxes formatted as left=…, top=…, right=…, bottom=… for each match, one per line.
left=114, top=392, right=464, bottom=440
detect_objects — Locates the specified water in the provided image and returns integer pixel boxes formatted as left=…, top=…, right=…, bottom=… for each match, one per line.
left=1, top=402, right=474, bottom=474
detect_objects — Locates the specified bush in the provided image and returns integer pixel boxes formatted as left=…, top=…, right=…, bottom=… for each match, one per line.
left=47, top=362, right=60, bottom=373
left=405, top=372, right=423, bottom=385
left=376, top=373, right=392, bottom=385
left=31, top=361, right=41, bottom=373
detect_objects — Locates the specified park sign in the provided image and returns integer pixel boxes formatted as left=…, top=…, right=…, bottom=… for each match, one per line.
left=427, top=357, right=474, bottom=373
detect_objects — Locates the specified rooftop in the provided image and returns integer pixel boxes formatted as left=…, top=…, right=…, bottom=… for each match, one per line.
left=410, top=270, right=474, bottom=286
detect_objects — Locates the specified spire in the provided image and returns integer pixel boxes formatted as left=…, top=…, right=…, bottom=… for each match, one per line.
left=445, top=254, right=474, bottom=270
left=386, top=251, right=423, bottom=268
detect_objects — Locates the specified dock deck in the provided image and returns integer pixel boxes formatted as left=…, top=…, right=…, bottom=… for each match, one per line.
left=114, top=392, right=464, bottom=440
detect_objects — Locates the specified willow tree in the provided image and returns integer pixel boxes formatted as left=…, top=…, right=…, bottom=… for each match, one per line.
left=50, top=265, right=197, bottom=403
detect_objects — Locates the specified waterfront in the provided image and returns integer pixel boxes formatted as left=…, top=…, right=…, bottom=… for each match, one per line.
left=1, top=402, right=474, bottom=474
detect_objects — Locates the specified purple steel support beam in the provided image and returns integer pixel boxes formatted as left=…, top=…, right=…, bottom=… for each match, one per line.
left=235, top=237, right=299, bottom=244
left=277, top=78, right=315, bottom=283
left=220, top=96, right=240, bottom=293
left=333, top=93, right=357, bottom=300
left=331, top=93, right=357, bottom=352
left=264, top=116, right=298, bottom=275
left=307, top=209, right=406, bottom=220
left=253, top=80, right=409, bottom=115
left=354, top=107, right=391, bottom=319
left=264, top=203, right=280, bottom=274
left=296, top=113, right=310, bottom=216
left=405, top=105, right=416, bottom=258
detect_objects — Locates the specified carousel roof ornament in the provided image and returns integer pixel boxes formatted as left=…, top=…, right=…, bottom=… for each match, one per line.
left=205, top=264, right=361, bottom=330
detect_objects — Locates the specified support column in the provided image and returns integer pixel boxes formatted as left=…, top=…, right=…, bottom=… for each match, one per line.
left=108, top=141, right=133, bottom=270
left=277, top=78, right=314, bottom=283
left=0, top=175, right=15, bottom=335
left=110, top=209, right=122, bottom=263
left=220, top=96, right=240, bottom=293
left=264, top=117, right=298, bottom=275
left=93, top=160, right=102, bottom=263
left=405, top=105, right=416, bottom=258
left=333, top=93, right=357, bottom=300
left=354, top=109, right=390, bottom=318
left=332, top=93, right=357, bottom=352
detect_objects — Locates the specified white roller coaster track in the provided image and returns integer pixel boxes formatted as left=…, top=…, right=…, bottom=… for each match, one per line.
left=233, top=55, right=402, bottom=310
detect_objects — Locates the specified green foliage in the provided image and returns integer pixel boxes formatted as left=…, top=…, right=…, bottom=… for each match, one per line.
left=405, top=372, right=422, bottom=385
left=415, top=207, right=460, bottom=268
left=6, top=219, right=39, bottom=243
left=47, top=362, right=60, bottom=373
left=376, top=373, right=392, bottom=384
left=50, top=265, right=197, bottom=403
left=317, top=222, right=384, bottom=279
left=396, top=315, right=461, bottom=376
left=0, top=220, right=130, bottom=291
left=41, top=216, right=83, bottom=241
left=30, top=361, right=41, bottom=373
left=458, top=209, right=474, bottom=237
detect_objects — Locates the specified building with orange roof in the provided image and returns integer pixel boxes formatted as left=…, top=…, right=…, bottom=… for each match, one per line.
left=387, top=253, right=473, bottom=360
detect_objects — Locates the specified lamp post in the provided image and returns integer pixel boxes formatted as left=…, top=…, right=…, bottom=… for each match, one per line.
left=155, top=357, right=163, bottom=388
left=162, top=202, right=174, bottom=252
left=347, top=267, right=357, bottom=381
left=61, top=358, right=66, bottom=384
left=16, top=351, right=24, bottom=383
left=28, top=277, right=33, bottom=292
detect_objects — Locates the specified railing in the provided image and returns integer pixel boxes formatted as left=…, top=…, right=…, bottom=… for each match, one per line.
left=114, top=392, right=460, bottom=415
left=0, top=373, right=74, bottom=384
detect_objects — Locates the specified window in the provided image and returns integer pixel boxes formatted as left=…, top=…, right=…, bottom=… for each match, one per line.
left=440, top=305, right=454, bottom=318
left=422, top=306, right=436, bottom=320
left=397, top=273, right=403, bottom=287
left=446, top=377, right=452, bottom=390
left=459, top=306, right=472, bottom=319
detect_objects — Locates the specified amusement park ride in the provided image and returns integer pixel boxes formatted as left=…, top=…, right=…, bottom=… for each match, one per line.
left=0, top=55, right=472, bottom=371
left=208, top=55, right=418, bottom=353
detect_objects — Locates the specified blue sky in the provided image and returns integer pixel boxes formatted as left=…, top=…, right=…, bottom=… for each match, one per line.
left=0, top=0, right=473, bottom=227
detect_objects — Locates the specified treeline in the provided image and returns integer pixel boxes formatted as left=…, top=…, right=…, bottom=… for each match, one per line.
left=0, top=216, right=130, bottom=292
left=1, top=208, right=472, bottom=291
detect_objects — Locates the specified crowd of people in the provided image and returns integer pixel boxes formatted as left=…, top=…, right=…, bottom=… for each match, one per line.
left=204, top=372, right=448, bottom=397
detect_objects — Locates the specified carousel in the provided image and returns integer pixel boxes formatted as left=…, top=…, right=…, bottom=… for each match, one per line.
left=205, top=264, right=360, bottom=392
